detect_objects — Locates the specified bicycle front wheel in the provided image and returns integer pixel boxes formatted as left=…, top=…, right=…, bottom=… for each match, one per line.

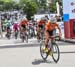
left=40, top=41, right=48, bottom=61
left=52, top=43, right=60, bottom=63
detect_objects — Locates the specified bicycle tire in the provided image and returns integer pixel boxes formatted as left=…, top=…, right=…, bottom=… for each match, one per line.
left=52, top=43, right=60, bottom=63
left=25, top=35, right=28, bottom=43
left=22, top=37, right=24, bottom=42
left=40, top=41, right=48, bottom=60
left=15, top=32, right=18, bottom=39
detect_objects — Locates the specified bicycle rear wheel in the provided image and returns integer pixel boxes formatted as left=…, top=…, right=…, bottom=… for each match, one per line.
left=15, top=32, right=18, bottom=39
left=52, top=43, right=60, bottom=63
left=40, top=41, right=48, bottom=60
left=25, top=35, right=28, bottom=43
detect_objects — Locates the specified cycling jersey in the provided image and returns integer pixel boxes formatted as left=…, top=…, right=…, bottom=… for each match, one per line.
left=13, top=23, right=18, bottom=31
left=37, top=20, right=45, bottom=29
left=37, top=20, right=45, bottom=25
left=45, top=21, right=58, bottom=31
left=20, top=20, right=28, bottom=26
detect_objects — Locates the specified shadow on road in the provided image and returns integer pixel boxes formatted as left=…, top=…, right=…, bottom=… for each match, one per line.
left=32, top=59, right=54, bottom=65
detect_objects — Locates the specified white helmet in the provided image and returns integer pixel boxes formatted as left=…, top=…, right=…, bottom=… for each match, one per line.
left=50, top=17, right=57, bottom=23
left=22, top=16, right=27, bottom=21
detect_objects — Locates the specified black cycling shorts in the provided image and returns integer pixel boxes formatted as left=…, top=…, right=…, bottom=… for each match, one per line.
left=38, top=25, right=44, bottom=29
left=21, top=25, right=26, bottom=29
left=47, top=30, right=53, bottom=36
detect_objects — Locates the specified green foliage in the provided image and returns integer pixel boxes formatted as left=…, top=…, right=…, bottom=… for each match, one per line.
left=0, top=0, right=21, bottom=11
left=0, top=0, right=4, bottom=11
left=49, top=3, right=56, bottom=13
left=13, top=3, right=21, bottom=10
left=3, top=1, right=14, bottom=11
left=0, top=0, right=4, bottom=4
left=49, top=0, right=62, bottom=13
left=20, top=0, right=38, bottom=20
left=32, top=0, right=47, bottom=10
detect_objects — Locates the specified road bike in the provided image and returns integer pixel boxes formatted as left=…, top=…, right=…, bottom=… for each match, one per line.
left=40, top=36, right=60, bottom=63
left=14, top=30, right=18, bottom=39
left=20, top=31, right=28, bottom=43
left=37, top=28, right=44, bottom=42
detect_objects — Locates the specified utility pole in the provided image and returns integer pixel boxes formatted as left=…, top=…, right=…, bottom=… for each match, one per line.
left=56, top=2, right=60, bottom=16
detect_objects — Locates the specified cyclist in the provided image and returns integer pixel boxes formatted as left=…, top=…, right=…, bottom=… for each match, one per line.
left=45, top=17, right=62, bottom=52
left=13, top=22, right=19, bottom=32
left=19, top=18, right=28, bottom=32
left=13, top=22, right=19, bottom=39
left=19, top=18, right=29, bottom=38
left=37, top=18, right=47, bottom=40
left=6, top=24, right=11, bottom=39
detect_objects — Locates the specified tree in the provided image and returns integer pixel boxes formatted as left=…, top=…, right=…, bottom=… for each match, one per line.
left=40, top=0, right=47, bottom=9
left=20, top=0, right=38, bottom=20
left=0, top=0, right=21, bottom=11
left=32, top=0, right=48, bottom=10
left=13, top=3, right=21, bottom=10
left=1, top=0, right=12, bottom=2
left=0, top=0, right=4, bottom=11
left=0, top=0, right=4, bottom=4
left=3, top=1, right=14, bottom=11
left=49, top=3, right=56, bottom=13
left=48, top=0, right=62, bottom=13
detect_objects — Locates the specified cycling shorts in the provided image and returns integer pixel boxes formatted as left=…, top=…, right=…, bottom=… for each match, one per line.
left=21, top=25, right=26, bottom=29
left=46, top=30, right=53, bottom=36
left=38, top=25, right=44, bottom=29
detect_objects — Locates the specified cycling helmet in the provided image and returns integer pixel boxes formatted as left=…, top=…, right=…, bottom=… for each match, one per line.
left=50, top=17, right=57, bottom=23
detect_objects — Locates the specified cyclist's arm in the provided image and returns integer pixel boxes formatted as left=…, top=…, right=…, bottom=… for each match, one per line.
left=57, top=24, right=62, bottom=36
left=45, top=23, right=49, bottom=31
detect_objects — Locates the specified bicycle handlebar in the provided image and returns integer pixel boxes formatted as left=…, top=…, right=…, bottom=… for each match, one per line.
left=49, top=35, right=61, bottom=41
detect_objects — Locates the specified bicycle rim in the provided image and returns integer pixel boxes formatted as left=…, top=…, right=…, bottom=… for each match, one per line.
left=52, top=43, right=60, bottom=63
left=40, top=41, right=48, bottom=60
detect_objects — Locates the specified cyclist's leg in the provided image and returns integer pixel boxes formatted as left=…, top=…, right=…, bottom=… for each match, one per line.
left=44, top=30, right=50, bottom=52
left=45, top=30, right=54, bottom=50
left=37, top=26, right=40, bottom=40
left=39, top=25, right=44, bottom=39
left=20, top=25, right=25, bottom=38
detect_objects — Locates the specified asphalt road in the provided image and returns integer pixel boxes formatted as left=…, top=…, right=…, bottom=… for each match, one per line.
left=0, top=38, right=75, bottom=67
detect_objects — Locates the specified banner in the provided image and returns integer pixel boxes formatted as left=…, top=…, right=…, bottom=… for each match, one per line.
left=63, top=0, right=75, bottom=19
